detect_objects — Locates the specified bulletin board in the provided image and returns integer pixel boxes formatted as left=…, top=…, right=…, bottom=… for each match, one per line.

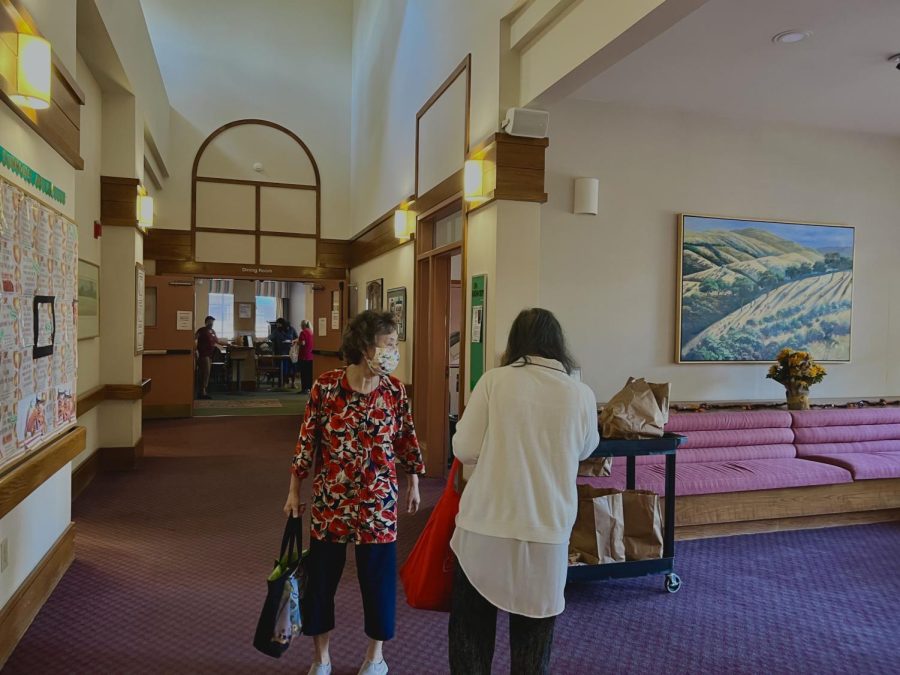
left=0, top=177, right=78, bottom=473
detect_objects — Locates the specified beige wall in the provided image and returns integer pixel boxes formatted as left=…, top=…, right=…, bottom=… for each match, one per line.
left=72, top=54, right=104, bottom=471
left=541, top=100, right=900, bottom=402
left=143, top=0, right=352, bottom=237
left=349, top=243, right=416, bottom=384
left=350, top=0, right=516, bottom=235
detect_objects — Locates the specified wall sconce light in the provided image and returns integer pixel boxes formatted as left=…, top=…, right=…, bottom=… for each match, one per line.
left=393, top=209, right=416, bottom=241
left=10, top=33, right=52, bottom=110
left=573, top=177, right=599, bottom=215
left=137, top=186, right=154, bottom=229
left=464, top=159, right=489, bottom=203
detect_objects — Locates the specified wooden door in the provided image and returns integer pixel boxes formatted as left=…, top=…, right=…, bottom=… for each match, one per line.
left=311, top=280, right=345, bottom=380
left=142, top=275, right=196, bottom=418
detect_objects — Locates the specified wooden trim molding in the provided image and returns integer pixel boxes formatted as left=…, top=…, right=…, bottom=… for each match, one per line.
left=674, top=478, right=900, bottom=540
left=71, top=452, right=98, bottom=501
left=0, top=0, right=85, bottom=170
left=191, top=119, right=322, bottom=266
left=143, top=404, right=193, bottom=420
left=0, top=523, right=75, bottom=669
left=106, top=379, right=152, bottom=401
left=0, top=427, right=86, bottom=519
left=100, top=176, right=143, bottom=233
left=76, top=380, right=152, bottom=417
left=75, top=385, right=105, bottom=417
left=467, top=132, right=549, bottom=206
left=98, top=437, right=144, bottom=472
left=155, top=260, right=347, bottom=281
left=415, top=54, right=471, bottom=198
left=144, top=228, right=193, bottom=262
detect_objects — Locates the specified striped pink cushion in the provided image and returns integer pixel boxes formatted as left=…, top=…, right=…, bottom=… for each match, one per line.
left=801, top=453, right=900, bottom=480
left=790, top=408, right=900, bottom=427
left=793, top=424, right=900, bottom=444
left=666, top=411, right=792, bottom=432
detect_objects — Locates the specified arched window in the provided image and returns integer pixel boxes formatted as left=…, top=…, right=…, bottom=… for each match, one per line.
left=191, top=119, right=321, bottom=268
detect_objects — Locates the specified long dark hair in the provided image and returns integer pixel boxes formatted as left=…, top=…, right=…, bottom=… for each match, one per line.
left=500, top=308, right=578, bottom=374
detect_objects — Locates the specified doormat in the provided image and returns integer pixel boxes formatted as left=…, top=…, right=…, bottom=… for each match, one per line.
left=193, top=399, right=283, bottom=409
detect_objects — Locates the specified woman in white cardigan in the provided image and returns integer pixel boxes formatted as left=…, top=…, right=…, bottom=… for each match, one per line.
left=448, top=308, right=600, bottom=675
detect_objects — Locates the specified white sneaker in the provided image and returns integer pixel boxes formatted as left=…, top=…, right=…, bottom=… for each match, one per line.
left=357, top=659, right=389, bottom=675
left=307, top=663, right=332, bottom=675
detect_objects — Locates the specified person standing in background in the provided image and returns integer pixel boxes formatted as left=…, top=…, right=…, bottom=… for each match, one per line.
left=270, top=317, right=297, bottom=388
left=448, top=308, right=599, bottom=675
left=195, top=315, right=226, bottom=400
left=297, top=319, right=314, bottom=394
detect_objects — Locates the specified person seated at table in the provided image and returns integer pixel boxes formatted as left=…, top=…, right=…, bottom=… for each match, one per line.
left=269, top=318, right=298, bottom=388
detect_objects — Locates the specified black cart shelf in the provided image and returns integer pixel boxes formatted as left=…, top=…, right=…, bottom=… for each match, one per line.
left=566, top=432, right=685, bottom=593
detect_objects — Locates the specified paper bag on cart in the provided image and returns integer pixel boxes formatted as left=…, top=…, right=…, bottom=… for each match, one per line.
left=577, top=456, right=612, bottom=477
left=622, top=490, right=663, bottom=560
left=600, top=377, right=670, bottom=439
left=569, top=485, right=625, bottom=565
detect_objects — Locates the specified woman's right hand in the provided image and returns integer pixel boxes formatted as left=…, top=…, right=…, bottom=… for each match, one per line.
left=283, top=491, right=306, bottom=518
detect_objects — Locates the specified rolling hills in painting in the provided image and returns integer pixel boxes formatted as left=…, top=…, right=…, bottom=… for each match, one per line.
left=679, top=220, right=853, bottom=362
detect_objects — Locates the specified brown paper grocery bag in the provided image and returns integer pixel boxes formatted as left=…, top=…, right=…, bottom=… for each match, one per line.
left=577, top=456, right=612, bottom=477
left=569, top=486, right=625, bottom=564
left=622, top=490, right=663, bottom=561
left=600, top=377, right=671, bottom=439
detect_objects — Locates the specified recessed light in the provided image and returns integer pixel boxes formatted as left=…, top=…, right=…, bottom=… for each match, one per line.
left=772, top=30, right=811, bottom=44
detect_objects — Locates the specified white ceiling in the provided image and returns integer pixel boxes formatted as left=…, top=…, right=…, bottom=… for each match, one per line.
left=571, top=0, right=900, bottom=137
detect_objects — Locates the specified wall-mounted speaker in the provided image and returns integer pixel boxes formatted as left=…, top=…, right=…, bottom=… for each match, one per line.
left=502, top=107, right=550, bottom=139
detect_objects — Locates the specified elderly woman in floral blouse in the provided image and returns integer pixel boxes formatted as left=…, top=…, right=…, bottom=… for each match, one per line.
left=284, top=310, right=424, bottom=675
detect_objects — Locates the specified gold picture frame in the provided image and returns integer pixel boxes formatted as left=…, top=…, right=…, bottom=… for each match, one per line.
left=676, top=213, right=854, bottom=364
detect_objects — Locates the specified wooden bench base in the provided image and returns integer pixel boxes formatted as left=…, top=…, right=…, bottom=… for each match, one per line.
left=673, top=478, right=900, bottom=540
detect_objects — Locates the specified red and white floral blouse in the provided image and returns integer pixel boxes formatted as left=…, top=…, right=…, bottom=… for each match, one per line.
left=291, top=369, right=425, bottom=544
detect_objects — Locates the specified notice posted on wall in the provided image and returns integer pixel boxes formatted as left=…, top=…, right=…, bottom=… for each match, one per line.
left=318, top=317, right=327, bottom=336
left=176, top=310, right=193, bottom=331
left=331, top=310, right=340, bottom=330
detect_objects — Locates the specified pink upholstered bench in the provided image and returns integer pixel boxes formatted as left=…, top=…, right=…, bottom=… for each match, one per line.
left=792, top=408, right=900, bottom=480
left=579, top=411, right=852, bottom=496
left=579, top=407, right=900, bottom=539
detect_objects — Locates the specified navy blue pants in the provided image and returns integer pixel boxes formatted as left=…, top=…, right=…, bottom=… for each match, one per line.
left=302, top=539, right=397, bottom=641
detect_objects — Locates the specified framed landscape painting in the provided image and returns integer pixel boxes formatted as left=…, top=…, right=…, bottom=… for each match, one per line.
left=677, top=214, right=854, bottom=363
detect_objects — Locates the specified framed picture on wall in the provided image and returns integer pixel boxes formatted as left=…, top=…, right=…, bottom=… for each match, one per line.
left=77, top=259, right=100, bottom=340
left=366, top=279, right=383, bottom=311
left=677, top=214, right=854, bottom=363
left=387, top=287, right=407, bottom=341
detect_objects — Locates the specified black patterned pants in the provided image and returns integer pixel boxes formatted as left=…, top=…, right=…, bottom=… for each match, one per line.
left=449, top=564, right=556, bottom=674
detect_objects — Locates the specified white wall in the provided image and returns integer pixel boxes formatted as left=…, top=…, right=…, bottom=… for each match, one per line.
left=350, top=0, right=516, bottom=235
left=72, top=54, right=104, bottom=471
left=541, top=100, right=900, bottom=402
left=142, top=0, right=352, bottom=237
left=349, top=243, right=416, bottom=384
left=93, top=0, right=171, bottom=169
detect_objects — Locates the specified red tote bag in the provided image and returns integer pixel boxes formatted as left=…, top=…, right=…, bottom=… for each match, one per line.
left=400, top=459, right=462, bottom=612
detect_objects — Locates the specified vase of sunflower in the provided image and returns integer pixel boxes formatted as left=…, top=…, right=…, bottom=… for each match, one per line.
left=766, top=348, right=827, bottom=410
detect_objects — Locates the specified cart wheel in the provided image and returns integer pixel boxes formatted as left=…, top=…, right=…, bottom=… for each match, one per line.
left=665, top=573, right=682, bottom=594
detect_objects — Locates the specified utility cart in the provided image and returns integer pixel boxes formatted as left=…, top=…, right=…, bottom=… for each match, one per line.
left=567, top=433, right=685, bottom=593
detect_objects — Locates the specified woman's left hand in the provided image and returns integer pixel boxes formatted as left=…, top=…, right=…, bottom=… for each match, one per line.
left=406, top=474, right=421, bottom=514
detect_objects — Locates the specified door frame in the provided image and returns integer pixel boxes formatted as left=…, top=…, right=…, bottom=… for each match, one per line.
left=412, top=197, right=467, bottom=478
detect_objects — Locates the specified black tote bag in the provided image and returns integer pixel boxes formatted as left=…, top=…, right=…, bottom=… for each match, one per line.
left=253, top=516, right=307, bottom=658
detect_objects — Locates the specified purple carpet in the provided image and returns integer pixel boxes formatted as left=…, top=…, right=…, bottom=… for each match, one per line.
left=4, top=416, right=899, bottom=674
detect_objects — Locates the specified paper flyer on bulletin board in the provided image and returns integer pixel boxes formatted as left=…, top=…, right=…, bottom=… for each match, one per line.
left=469, top=274, right=486, bottom=391
left=0, top=178, right=78, bottom=471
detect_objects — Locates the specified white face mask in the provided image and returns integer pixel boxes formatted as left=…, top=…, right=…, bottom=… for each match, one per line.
left=366, top=346, right=400, bottom=376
